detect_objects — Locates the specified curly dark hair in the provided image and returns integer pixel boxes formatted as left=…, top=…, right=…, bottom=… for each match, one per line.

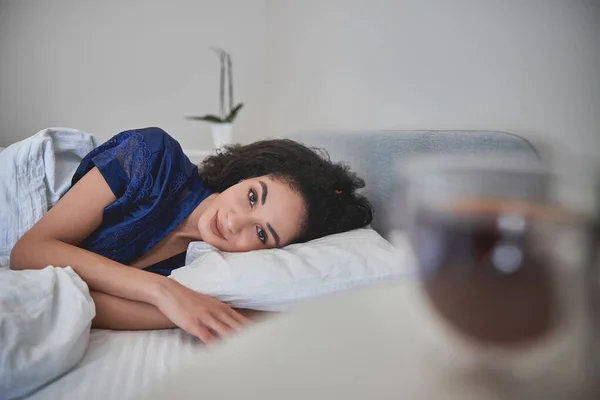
left=199, top=139, right=373, bottom=243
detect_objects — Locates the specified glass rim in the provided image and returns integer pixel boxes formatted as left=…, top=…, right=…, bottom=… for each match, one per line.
left=394, top=154, right=600, bottom=219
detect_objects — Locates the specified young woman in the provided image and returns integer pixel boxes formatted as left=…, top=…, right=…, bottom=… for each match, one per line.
left=10, top=127, right=373, bottom=343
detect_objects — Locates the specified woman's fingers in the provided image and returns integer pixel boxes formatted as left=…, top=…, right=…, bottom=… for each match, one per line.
left=201, top=308, right=252, bottom=340
left=196, top=310, right=248, bottom=342
left=204, top=316, right=233, bottom=337
left=156, top=280, right=251, bottom=344
left=217, top=312, right=244, bottom=330
left=231, top=310, right=252, bottom=325
left=191, top=324, right=215, bottom=344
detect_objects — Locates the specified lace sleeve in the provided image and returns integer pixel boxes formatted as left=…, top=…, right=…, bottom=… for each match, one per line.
left=72, top=129, right=156, bottom=202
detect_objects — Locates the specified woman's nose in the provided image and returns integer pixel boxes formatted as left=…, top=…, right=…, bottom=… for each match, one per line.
left=226, top=210, right=250, bottom=234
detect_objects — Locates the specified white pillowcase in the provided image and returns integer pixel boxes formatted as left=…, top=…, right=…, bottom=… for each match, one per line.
left=170, top=228, right=415, bottom=311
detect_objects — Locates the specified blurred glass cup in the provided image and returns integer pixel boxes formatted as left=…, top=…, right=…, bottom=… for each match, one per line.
left=391, top=155, right=599, bottom=399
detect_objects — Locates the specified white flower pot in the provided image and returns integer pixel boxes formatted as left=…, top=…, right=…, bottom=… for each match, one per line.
left=210, top=123, right=233, bottom=149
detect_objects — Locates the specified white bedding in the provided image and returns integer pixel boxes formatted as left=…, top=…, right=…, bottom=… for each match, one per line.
left=26, top=329, right=209, bottom=400
left=0, top=128, right=97, bottom=267
left=0, top=267, right=95, bottom=399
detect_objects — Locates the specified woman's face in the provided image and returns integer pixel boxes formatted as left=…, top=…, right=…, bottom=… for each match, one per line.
left=198, top=176, right=306, bottom=252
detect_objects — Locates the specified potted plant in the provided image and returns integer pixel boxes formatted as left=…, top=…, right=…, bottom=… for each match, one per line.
left=187, top=47, right=243, bottom=148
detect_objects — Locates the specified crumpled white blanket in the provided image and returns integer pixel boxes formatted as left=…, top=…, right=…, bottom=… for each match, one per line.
left=0, top=266, right=96, bottom=400
left=0, top=129, right=98, bottom=399
left=0, top=128, right=97, bottom=267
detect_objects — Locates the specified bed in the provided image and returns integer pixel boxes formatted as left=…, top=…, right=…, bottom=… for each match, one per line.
left=10, top=129, right=538, bottom=399
left=27, top=329, right=204, bottom=399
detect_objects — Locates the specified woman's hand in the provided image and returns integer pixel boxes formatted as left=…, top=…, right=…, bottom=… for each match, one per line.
left=153, top=279, right=250, bottom=343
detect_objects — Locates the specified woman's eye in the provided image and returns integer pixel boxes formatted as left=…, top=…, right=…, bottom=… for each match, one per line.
left=248, top=189, right=257, bottom=207
left=256, top=226, right=267, bottom=244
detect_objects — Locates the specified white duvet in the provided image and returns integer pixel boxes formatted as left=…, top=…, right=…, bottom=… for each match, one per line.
left=0, top=128, right=97, bottom=267
left=0, top=267, right=95, bottom=400
left=0, top=129, right=98, bottom=399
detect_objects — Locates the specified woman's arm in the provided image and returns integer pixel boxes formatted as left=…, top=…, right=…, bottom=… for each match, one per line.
left=91, top=291, right=271, bottom=330
left=10, top=167, right=167, bottom=304
left=10, top=167, right=249, bottom=342
left=90, top=291, right=175, bottom=330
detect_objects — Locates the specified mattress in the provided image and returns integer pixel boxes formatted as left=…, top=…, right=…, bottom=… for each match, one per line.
left=26, top=328, right=208, bottom=400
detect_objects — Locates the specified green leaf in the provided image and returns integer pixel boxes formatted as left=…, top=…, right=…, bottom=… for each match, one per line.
left=186, top=114, right=224, bottom=123
left=224, top=103, right=244, bottom=123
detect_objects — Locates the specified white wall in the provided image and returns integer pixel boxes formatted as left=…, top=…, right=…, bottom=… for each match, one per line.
left=1, top=1, right=598, bottom=155
left=265, top=0, right=600, bottom=155
left=0, top=0, right=266, bottom=149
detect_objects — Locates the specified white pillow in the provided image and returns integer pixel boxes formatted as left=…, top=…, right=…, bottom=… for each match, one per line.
left=170, top=228, right=415, bottom=311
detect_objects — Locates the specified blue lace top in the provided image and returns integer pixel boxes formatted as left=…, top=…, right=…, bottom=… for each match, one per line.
left=72, top=127, right=212, bottom=273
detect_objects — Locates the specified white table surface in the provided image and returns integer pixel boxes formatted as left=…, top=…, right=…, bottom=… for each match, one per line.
left=148, top=279, right=593, bottom=400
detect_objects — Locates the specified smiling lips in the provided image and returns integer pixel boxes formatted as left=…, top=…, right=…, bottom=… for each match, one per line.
left=211, top=211, right=226, bottom=240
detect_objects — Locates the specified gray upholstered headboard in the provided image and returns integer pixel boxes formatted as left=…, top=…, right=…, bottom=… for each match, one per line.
left=286, top=130, right=539, bottom=236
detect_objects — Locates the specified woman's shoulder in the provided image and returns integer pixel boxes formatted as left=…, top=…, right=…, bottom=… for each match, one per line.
left=72, top=127, right=193, bottom=197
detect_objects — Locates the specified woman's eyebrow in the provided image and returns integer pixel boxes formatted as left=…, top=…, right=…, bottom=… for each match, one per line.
left=259, top=180, right=267, bottom=205
left=259, top=180, right=280, bottom=246
left=267, top=223, right=280, bottom=247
